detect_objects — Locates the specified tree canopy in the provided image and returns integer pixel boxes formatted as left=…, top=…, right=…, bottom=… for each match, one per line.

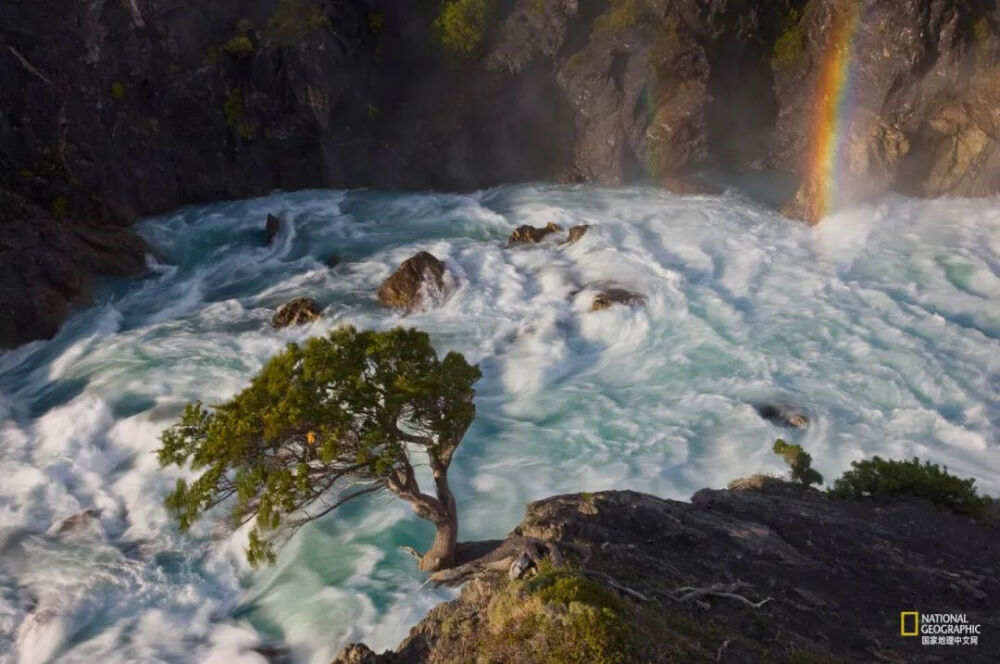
left=158, top=326, right=481, bottom=569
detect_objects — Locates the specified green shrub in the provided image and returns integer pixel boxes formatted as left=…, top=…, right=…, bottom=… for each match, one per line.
left=480, top=566, right=726, bottom=663
left=773, top=439, right=823, bottom=487
left=434, top=0, right=498, bottom=58
left=264, top=0, right=331, bottom=45
left=223, top=89, right=244, bottom=128
left=110, top=81, right=126, bottom=101
left=50, top=194, right=68, bottom=218
left=223, top=35, right=254, bottom=56
left=592, top=0, right=638, bottom=36
left=830, top=456, right=994, bottom=519
left=771, top=9, right=806, bottom=68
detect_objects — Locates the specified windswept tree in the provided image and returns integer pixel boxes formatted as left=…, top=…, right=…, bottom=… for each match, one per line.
left=157, top=326, right=481, bottom=571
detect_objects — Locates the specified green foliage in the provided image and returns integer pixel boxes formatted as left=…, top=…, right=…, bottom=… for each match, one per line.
left=50, top=194, right=68, bottom=219
left=592, top=0, right=638, bottom=36
left=482, top=566, right=725, bottom=663
left=223, top=89, right=244, bottom=127
left=771, top=8, right=806, bottom=68
left=264, top=0, right=331, bottom=45
left=223, top=35, right=254, bottom=56
left=236, top=17, right=255, bottom=35
left=223, top=90, right=255, bottom=138
left=368, top=11, right=384, bottom=34
left=110, top=81, right=126, bottom=101
left=972, top=17, right=989, bottom=43
left=434, top=0, right=498, bottom=58
left=773, top=439, right=823, bottom=487
left=157, top=326, right=481, bottom=566
left=830, top=456, right=994, bottom=520
left=483, top=568, right=631, bottom=663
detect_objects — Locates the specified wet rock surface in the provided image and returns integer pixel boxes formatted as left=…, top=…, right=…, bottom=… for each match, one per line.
left=335, top=482, right=1000, bottom=663
left=266, top=214, right=282, bottom=246
left=590, top=287, right=647, bottom=311
left=0, top=205, right=148, bottom=348
left=271, top=297, right=322, bottom=328
left=377, top=252, right=451, bottom=312
left=754, top=403, right=810, bottom=429
left=506, top=222, right=563, bottom=246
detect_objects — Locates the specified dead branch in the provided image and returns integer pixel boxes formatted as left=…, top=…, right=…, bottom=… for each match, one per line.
left=581, top=569, right=651, bottom=602
left=670, top=582, right=773, bottom=609
left=7, top=45, right=59, bottom=91
left=715, top=637, right=733, bottom=661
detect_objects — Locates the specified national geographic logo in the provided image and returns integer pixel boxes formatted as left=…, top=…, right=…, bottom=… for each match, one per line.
left=901, top=612, right=982, bottom=646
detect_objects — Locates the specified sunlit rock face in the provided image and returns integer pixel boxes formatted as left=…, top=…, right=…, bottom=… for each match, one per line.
left=769, top=0, right=999, bottom=223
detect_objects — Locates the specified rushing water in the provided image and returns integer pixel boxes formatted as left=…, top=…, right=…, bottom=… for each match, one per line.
left=1, top=185, right=998, bottom=663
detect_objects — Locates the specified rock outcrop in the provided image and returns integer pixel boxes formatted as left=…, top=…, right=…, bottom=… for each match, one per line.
left=265, top=214, right=282, bottom=246
left=335, top=482, right=1000, bottom=663
left=562, top=224, right=589, bottom=244
left=590, top=287, right=647, bottom=311
left=377, top=252, right=451, bottom=312
left=754, top=403, right=810, bottom=429
left=0, top=201, right=148, bottom=348
left=271, top=297, right=321, bottom=328
left=771, top=0, right=999, bottom=222
left=506, top=223, right=562, bottom=246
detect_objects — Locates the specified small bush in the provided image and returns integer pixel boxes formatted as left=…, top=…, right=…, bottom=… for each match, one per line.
left=50, top=194, right=68, bottom=218
left=592, top=0, right=638, bottom=36
left=434, top=0, right=498, bottom=58
left=771, top=9, right=806, bottom=68
left=479, top=565, right=727, bottom=663
left=110, top=81, right=126, bottom=101
left=830, top=456, right=994, bottom=520
left=773, top=439, right=823, bottom=487
left=223, top=89, right=244, bottom=128
left=223, top=35, right=254, bottom=56
left=264, top=0, right=331, bottom=45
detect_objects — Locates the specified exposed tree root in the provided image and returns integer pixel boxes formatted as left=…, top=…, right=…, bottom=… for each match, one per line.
left=668, top=581, right=773, bottom=610
left=428, top=535, right=565, bottom=586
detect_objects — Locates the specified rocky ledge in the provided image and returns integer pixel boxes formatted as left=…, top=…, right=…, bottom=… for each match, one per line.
left=336, top=481, right=999, bottom=663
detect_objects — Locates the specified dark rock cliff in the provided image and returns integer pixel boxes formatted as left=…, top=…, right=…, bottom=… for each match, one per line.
left=1, top=0, right=998, bottom=346
left=335, top=482, right=1000, bottom=663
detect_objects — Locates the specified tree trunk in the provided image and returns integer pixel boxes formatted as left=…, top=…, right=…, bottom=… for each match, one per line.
left=418, top=510, right=458, bottom=572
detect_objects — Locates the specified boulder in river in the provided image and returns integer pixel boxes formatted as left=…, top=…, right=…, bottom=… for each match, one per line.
left=266, top=214, right=282, bottom=245
left=755, top=403, right=810, bottom=429
left=590, top=288, right=647, bottom=312
left=49, top=508, right=102, bottom=537
left=562, top=225, right=590, bottom=244
left=271, top=297, right=322, bottom=328
left=507, top=222, right=563, bottom=246
left=377, top=252, right=452, bottom=312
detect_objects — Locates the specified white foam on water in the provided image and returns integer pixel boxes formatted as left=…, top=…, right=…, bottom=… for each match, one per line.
left=1, top=185, right=998, bottom=663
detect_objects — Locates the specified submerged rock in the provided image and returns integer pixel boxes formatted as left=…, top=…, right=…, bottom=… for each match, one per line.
left=271, top=297, right=322, bottom=328
left=660, top=176, right=720, bottom=196
left=590, top=288, right=647, bottom=311
left=562, top=224, right=590, bottom=244
left=754, top=403, right=810, bottom=429
left=336, top=482, right=1000, bottom=663
left=377, top=252, right=452, bottom=311
left=507, top=222, right=563, bottom=246
left=265, top=214, right=282, bottom=245
left=48, top=508, right=101, bottom=537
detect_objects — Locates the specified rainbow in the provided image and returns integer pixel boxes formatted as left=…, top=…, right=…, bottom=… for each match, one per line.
left=802, top=3, right=863, bottom=220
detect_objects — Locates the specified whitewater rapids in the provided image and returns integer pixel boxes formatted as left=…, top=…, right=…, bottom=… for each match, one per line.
left=1, top=185, right=998, bottom=663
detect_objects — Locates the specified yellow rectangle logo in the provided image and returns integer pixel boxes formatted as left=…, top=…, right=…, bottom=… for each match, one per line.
left=901, top=611, right=920, bottom=636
